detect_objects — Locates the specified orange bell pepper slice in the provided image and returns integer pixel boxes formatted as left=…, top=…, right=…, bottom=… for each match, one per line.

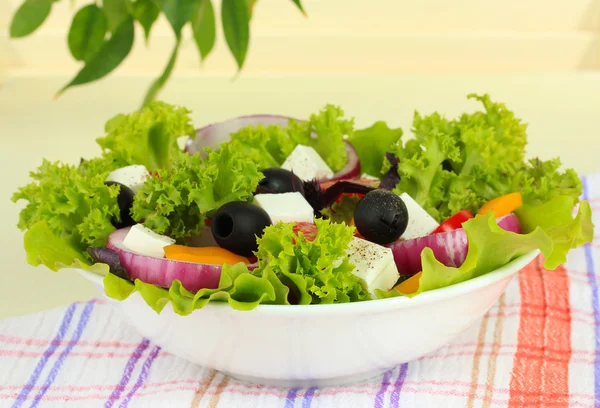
left=395, top=271, right=422, bottom=295
left=477, top=192, right=523, bottom=218
left=164, top=245, right=250, bottom=265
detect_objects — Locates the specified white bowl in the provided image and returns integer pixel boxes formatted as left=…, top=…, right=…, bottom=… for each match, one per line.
left=75, top=250, right=538, bottom=388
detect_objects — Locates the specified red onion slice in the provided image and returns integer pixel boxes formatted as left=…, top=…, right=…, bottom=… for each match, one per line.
left=386, top=213, right=522, bottom=276
left=107, top=227, right=256, bottom=293
left=185, top=114, right=298, bottom=157
left=185, top=114, right=361, bottom=181
left=328, top=141, right=361, bottom=181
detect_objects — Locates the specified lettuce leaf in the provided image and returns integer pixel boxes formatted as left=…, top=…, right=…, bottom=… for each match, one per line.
left=12, top=159, right=120, bottom=256
left=321, top=195, right=361, bottom=225
left=96, top=101, right=195, bottom=171
left=347, top=121, right=403, bottom=177
left=390, top=112, right=461, bottom=220
left=104, top=263, right=283, bottom=314
left=131, top=143, right=263, bottom=241
left=287, top=104, right=353, bottom=172
left=218, top=105, right=353, bottom=173
left=22, top=221, right=111, bottom=279
left=103, top=218, right=368, bottom=314
left=376, top=196, right=593, bottom=299
left=254, top=218, right=369, bottom=304
left=227, top=124, right=296, bottom=169
left=388, top=94, right=583, bottom=222
left=23, top=221, right=90, bottom=270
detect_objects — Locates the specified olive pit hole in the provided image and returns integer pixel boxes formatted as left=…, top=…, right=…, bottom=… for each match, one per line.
left=214, top=214, right=234, bottom=239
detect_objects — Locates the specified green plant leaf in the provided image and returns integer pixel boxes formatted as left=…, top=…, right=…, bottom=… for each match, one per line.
left=141, top=39, right=180, bottom=107
left=245, top=0, right=256, bottom=16
left=191, top=0, right=215, bottom=60
left=9, top=0, right=54, bottom=38
left=162, top=0, right=196, bottom=39
left=221, top=0, right=249, bottom=70
left=131, top=0, right=159, bottom=42
left=102, top=0, right=130, bottom=32
left=289, top=0, right=305, bottom=15
left=68, top=4, right=108, bottom=62
left=57, top=17, right=135, bottom=96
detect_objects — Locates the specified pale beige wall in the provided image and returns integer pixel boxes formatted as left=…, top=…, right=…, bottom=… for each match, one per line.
left=3, top=0, right=600, bottom=76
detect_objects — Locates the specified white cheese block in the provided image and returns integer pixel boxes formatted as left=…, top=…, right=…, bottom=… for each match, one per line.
left=399, top=193, right=440, bottom=240
left=280, top=145, right=334, bottom=181
left=253, top=192, right=314, bottom=224
left=123, top=224, right=175, bottom=258
left=346, top=237, right=399, bottom=297
left=105, top=165, right=149, bottom=194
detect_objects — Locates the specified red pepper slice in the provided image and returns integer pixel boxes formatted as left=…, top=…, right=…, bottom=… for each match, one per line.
left=431, top=210, right=474, bottom=234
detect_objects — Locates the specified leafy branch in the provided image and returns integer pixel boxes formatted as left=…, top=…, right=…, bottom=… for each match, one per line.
left=9, top=0, right=306, bottom=106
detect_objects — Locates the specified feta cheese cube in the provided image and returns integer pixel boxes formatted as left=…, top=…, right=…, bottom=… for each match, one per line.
left=346, top=237, right=399, bottom=297
left=399, top=193, right=439, bottom=240
left=253, top=192, right=314, bottom=224
left=281, top=145, right=334, bottom=181
left=123, top=224, right=175, bottom=258
left=105, top=165, right=149, bottom=194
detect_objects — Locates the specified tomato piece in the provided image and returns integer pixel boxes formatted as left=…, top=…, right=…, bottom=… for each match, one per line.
left=164, top=245, right=250, bottom=265
left=292, top=222, right=318, bottom=242
left=432, top=210, right=474, bottom=234
left=478, top=192, right=523, bottom=218
left=334, top=192, right=364, bottom=204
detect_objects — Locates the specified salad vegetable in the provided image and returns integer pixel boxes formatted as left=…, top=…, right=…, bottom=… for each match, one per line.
left=431, top=210, right=474, bottom=234
left=478, top=192, right=523, bottom=218
left=12, top=95, right=594, bottom=316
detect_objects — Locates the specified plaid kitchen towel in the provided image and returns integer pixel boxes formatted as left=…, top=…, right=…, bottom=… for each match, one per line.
left=1, top=173, right=599, bottom=408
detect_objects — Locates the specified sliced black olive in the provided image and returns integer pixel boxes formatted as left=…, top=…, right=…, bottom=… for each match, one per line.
left=211, top=201, right=272, bottom=257
left=256, top=168, right=305, bottom=196
left=104, top=181, right=136, bottom=229
left=354, top=190, right=408, bottom=245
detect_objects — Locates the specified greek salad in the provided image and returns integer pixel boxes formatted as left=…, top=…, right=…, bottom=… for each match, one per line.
left=13, top=94, right=594, bottom=315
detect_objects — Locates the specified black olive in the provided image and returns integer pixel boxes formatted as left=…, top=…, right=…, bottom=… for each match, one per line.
left=211, top=202, right=272, bottom=257
left=354, top=190, right=408, bottom=245
left=104, top=181, right=136, bottom=229
left=257, top=168, right=305, bottom=196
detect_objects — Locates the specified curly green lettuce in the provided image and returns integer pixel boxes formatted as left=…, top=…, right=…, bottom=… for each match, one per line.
left=254, top=218, right=368, bottom=304
left=224, top=105, right=353, bottom=172
left=389, top=112, right=461, bottom=220
left=104, top=218, right=368, bottom=314
left=96, top=101, right=195, bottom=171
left=388, top=94, right=583, bottom=221
left=12, top=159, right=121, bottom=257
left=286, top=104, right=354, bottom=172
left=227, top=124, right=296, bottom=169
left=131, top=143, right=263, bottom=241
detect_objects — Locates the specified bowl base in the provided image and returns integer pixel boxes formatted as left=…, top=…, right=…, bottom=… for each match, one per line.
left=221, top=366, right=395, bottom=388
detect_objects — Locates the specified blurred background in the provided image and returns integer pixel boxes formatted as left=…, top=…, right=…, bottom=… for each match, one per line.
left=2, top=0, right=600, bottom=317
left=4, top=0, right=600, bottom=75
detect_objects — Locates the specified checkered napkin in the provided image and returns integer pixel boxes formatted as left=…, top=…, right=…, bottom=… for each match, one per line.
left=1, top=174, right=599, bottom=408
